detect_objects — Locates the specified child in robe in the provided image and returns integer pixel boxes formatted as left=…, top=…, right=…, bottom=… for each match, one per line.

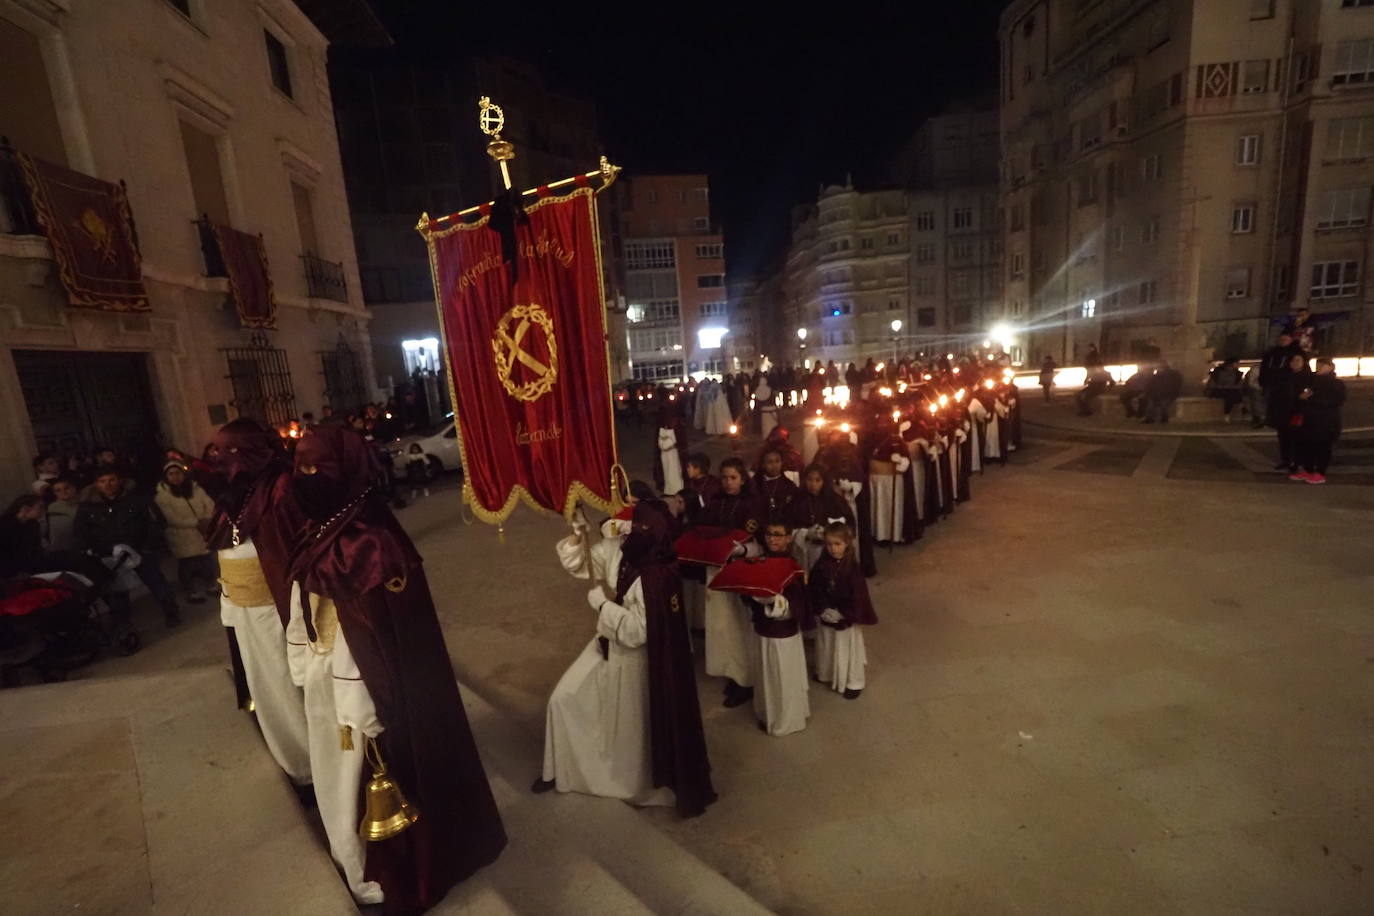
left=696, top=457, right=760, bottom=708
left=682, top=453, right=719, bottom=526
left=742, top=522, right=812, bottom=736
left=781, top=464, right=854, bottom=572
left=754, top=448, right=799, bottom=534
left=808, top=521, right=878, bottom=699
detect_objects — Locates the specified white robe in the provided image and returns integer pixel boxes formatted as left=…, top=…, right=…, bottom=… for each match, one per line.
left=657, top=427, right=684, bottom=495
left=218, top=539, right=311, bottom=786
left=800, top=424, right=820, bottom=467
left=755, top=381, right=778, bottom=439
left=704, top=563, right=754, bottom=686
left=971, top=397, right=1000, bottom=462
left=750, top=596, right=810, bottom=737
left=542, top=533, right=673, bottom=806
left=705, top=385, right=733, bottom=435
left=814, top=623, right=868, bottom=692
left=869, top=456, right=910, bottom=544
left=287, top=583, right=384, bottom=906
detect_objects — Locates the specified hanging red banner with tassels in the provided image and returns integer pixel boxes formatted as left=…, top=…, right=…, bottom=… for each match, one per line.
left=418, top=178, right=623, bottom=526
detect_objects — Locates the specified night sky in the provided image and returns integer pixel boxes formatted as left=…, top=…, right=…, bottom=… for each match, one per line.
left=371, top=3, right=1008, bottom=274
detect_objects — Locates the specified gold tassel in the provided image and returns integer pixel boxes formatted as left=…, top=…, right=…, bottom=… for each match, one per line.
left=340, top=725, right=354, bottom=751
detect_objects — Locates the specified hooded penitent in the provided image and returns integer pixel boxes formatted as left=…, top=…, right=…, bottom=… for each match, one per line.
left=207, top=418, right=305, bottom=624
left=287, top=425, right=506, bottom=911
left=617, top=499, right=716, bottom=818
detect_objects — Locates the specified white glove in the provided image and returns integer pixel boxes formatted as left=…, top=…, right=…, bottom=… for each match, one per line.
left=730, top=543, right=747, bottom=558
left=764, top=595, right=789, bottom=619
left=820, top=608, right=843, bottom=625
left=587, top=586, right=609, bottom=612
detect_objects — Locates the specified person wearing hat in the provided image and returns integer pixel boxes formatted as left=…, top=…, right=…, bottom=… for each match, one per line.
left=153, top=460, right=217, bottom=603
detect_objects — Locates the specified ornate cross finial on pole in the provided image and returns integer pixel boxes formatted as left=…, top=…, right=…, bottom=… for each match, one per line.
left=479, top=96, right=515, bottom=190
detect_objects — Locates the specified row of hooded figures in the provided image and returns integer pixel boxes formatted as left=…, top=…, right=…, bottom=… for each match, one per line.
left=532, top=371, right=1024, bottom=821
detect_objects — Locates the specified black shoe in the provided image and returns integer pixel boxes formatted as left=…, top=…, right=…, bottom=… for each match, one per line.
left=531, top=777, right=557, bottom=794
left=843, top=688, right=863, bottom=700
left=291, top=783, right=318, bottom=809
left=723, top=686, right=754, bottom=708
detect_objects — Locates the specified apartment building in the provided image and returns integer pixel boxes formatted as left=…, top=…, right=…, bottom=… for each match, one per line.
left=0, top=0, right=383, bottom=497
left=1000, top=0, right=1374, bottom=373
left=616, top=175, right=730, bottom=381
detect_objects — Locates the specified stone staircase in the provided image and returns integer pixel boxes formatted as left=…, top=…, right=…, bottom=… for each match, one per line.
left=0, top=665, right=770, bottom=916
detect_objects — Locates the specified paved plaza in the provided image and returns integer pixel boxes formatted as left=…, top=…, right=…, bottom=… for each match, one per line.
left=3, top=408, right=1372, bottom=914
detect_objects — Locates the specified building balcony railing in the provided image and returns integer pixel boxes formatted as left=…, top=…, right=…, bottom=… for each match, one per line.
left=0, top=138, right=39, bottom=236
left=193, top=215, right=228, bottom=278
left=302, top=251, right=347, bottom=303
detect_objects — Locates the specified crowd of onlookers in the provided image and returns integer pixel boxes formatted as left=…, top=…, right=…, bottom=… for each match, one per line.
left=1047, top=308, right=1347, bottom=483
left=0, top=386, right=451, bottom=651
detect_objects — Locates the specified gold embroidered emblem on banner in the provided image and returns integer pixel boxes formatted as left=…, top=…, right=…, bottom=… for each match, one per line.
left=492, top=303, right=557, bottom=402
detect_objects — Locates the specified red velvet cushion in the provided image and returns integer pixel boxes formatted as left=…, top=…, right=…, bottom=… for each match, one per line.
left=708, top=556, right=804, bottom=597
left=673, top=527, right=750, bottom=566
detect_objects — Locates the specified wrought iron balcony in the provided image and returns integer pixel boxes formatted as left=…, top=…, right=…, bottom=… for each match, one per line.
left=302, top=251, right=347, bottom=302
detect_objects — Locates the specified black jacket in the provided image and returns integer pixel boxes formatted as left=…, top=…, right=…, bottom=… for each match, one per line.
left=75, top=488, right=165, bottom=556
left=1258, top=343, right=1300, bottom=388
left=1147, top=369, right=1183, bottom=400
left=1300, top=374, right=1346, bottom=438
left=0, top=518, right=45, bottom=579
left=1268, top=369, right=1313, bottom=429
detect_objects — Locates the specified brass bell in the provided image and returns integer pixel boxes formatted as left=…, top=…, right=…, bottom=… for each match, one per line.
left=359, top=737, right=419, bottom=842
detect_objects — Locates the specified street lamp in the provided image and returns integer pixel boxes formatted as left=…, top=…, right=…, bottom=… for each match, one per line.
left=889, top=318, right=902, bottom=364
left=797, top=327, right=807, bottom=362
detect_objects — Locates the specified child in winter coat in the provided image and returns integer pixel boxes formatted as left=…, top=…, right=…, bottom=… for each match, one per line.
left=405, top=443, right=432, bottom=499
left=807, top=521, right=878, bottom=698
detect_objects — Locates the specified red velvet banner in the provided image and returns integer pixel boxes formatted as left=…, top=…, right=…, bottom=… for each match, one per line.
left=18, top=154, right=149, bottom=312
left=212, top=224, right=277, bottom=329
left=422, top=187, right=620, bottom=524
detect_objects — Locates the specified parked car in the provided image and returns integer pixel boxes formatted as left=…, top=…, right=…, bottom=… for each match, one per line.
left=387, top=413, right=462, bottom=476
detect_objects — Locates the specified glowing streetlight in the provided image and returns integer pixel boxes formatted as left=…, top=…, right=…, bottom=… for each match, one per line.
left=889, top=318, right=903, bottom=363
left=797, top=326, right=807, bottom=356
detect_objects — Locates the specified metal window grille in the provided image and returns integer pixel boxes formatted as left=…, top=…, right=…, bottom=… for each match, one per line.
left=319, top=335, right=366, bottom=415
left=223, top=331, right=297, bottom=428
left=301, top=252, right=348, bottom=302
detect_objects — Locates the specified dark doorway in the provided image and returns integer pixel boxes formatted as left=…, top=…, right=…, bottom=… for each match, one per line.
left=14, top=349, right=163, bottom=470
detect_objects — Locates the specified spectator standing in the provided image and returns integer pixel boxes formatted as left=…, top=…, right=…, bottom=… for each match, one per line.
left=1259, top=332, right=1301, bottom=425
left=404, top=442, right=432, bottom=500
left=1084, top=345, right=1103, bottom=371
left=76, top=469, right=182, bottom=626
left=1206, top=358, right=1245, bottom=423
left=153, top=462, right=218, bottom=603
left=1143, top=360, right=1183, bottom=424
left=1038, top=356, right=1057, bottom=402
left=1293, top=357, right=1345, bottom=484
left=1270, top=353, right=1312, bottom=473
left=1284, top=308, right=1316, bottom=354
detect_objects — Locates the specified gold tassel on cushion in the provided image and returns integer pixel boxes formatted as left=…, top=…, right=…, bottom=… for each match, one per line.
left=340, top=725, right=354, bottom=751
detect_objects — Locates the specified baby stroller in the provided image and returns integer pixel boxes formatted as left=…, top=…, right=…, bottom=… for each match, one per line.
left=0, top=550, right=141, bottom=687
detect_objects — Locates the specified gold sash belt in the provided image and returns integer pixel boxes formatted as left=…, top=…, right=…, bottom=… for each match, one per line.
left=218, top=556, right=275, bottom=608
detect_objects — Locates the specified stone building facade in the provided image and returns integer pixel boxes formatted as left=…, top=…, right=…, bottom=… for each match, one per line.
left=0, top=0, right=382, bottom=496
